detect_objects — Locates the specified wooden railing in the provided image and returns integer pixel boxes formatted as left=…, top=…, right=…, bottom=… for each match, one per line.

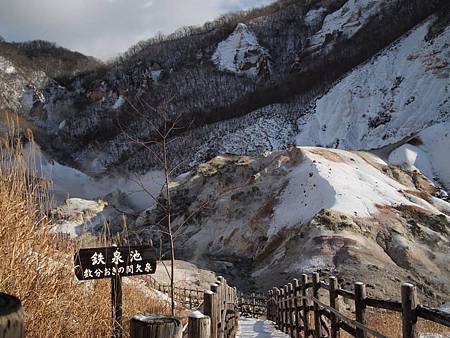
left=237, top=292, right=267, bottom=318
left=148, top=276, right=204, bottom=309
left=135, top=276, right=239, bottom=338
left=201, top=276, right=239, bottom=338
left=266, top=272, right=450, bottom=338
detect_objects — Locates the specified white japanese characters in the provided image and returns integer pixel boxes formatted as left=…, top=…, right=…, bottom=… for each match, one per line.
left=112, top=249, right=124, bottom=264
left=76, top=246, right=155, bottom=280
left=130, top=250, right=142, bottom=262
left=91, top=252, right=106, bottom=265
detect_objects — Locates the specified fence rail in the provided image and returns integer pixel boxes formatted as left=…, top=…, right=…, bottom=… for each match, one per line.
left=266, top=272, right=450, bottom=338
left=237, top=292, right=267, bottom=318
left=137, top=276, right=239, bottom=338
left=148, top=276, right=204, bottom=310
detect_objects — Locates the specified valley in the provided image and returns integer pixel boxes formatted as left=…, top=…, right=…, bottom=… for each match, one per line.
left=1, top=0, right=449, bottom=311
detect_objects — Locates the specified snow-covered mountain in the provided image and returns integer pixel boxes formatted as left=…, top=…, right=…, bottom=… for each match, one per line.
left=296, top=19, right=449, bottom=151
left=1, top=0, right=448, bottom=301
left=137, top=148, right=449, bottom=299
left=212, top=23, right=271, bottom=79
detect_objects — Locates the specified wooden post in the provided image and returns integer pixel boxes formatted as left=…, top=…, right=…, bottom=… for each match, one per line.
left=130, top=314, right=182, bottom=338
left=0, top=293, right=24, bottom=338
left=188, top=311, right=211, bottom=338
left=401, top=283, right=417, bottom=338
left=288, top=283, right=295, bottom=337
left=251, top=293, right=256, bottom=317
left=208, top=286, right=219, bottom=338
left=312, top=273, right=321, bottom=338
left=329, top=276, right=340, bottom=338
left=112, top=274, right=123, bottom=338
left=301, top=274, right=309, bottom=337
left=280, top=287, right=286, bottom=333
left=284, top=286, right=290, bottom=334
left=293, top=279, right=301, bottom=338
left=275, top=288, right=281, bottom=328
left=269, top=289, right=273, bottom=322
left=355, top=282, right=367, bottom=338
left=215, top=280, right=224, bottom=338
left=271, top=288, right=277, bottom=322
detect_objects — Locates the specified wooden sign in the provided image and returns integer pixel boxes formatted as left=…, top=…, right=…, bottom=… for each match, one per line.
left=74, top=244, right=157, bottom=338
left=74, top=245, right=157, bottom=280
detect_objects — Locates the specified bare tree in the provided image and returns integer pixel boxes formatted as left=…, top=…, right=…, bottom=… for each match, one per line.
left=121, top=97, right=252, bottom=316
left=122, top=97, right=183, bottom=315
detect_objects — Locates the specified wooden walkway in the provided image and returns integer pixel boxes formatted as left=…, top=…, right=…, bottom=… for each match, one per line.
left=236, top=318, right=289, bottom=338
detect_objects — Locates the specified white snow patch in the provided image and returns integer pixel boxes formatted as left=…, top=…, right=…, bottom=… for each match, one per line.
left=417, top=122, right=450, bottom=190
left=23, top=143, right=164, bottom=211
left=150, top=70, right=162, bottom=82
left=58, top=120, right=66, bottom=130
left=388, top=144, right=434, bottom=179
left=439, top=303, right=450, bottom=314
left=212, top=23, right=271, bottom=78
left=304, top=7, right=327, bottom=29
left=237, top=318, right=289, bottom=338
left=269, top=148, right=439, bottom=236
left=0, top=56, right=16, bottom=74
left=112, top=95, right=125, bottom=110
left=189, top=311, right=205, bottom=319
left=297, top=19, right=450, bottom=150
left=309, top=0, right=386, bottom=48
left=5, top=65, right=16, bottom=74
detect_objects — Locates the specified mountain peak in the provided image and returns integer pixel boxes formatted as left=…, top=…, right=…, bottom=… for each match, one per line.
left=212, top=23, right=271, bottom=79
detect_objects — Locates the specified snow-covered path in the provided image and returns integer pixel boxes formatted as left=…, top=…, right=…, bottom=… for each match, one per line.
left=236, top=318, right=289, bottom=338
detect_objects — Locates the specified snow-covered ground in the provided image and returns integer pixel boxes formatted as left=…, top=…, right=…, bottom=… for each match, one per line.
left=309, top=0, right=386, bottom=48
left=237, top=318, right=289, bottom=338
left=212, top=23, right=271, bottom=78
left=20, top=142, right=164, bottom=236
left=51, top=198, right=107, bottom=237
left=297, top=18, right=449, bottom=150
left=387, top=121, right=450, bottom=191
left=23, top=142, right=164, bottom=210
left=269, top=148, right=447, bottom=236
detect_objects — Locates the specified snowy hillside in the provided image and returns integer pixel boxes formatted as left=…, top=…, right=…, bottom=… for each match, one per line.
left=296, top=18, right=449, bottom=150
left=307, top=0, right=387, bottom=51
left=212, top=23, right=271, bottom=79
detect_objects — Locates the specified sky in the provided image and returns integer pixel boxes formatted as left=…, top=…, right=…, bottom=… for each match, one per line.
left=0, top=0, right=273, bottom=60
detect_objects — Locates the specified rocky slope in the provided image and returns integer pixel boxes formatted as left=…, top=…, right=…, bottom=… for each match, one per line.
left=136, top=147, right=449, bottom=302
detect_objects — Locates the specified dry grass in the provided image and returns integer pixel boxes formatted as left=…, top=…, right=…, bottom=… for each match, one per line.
left=338, top=308, right=450, bottom=337
left=367, top=309, right=450, bottom=338
left=0, top=129, right=173, bottom=337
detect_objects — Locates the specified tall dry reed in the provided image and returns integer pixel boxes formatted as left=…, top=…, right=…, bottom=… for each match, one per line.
left=0, top=128, right=170, bottom=337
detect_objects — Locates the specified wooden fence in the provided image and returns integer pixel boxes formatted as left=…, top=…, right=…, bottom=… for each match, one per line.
left=237, top=292, right=267, bottom=318
left=202, top=276, right=239, bottom=338
left=133, top=276, right=239, bottom=338
left=266, top=272, right=450, bottom=338
left=148, top=276, right=204, bottom=309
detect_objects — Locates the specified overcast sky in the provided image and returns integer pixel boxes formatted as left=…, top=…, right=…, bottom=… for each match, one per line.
left=0, top=0, right=272, bottom=60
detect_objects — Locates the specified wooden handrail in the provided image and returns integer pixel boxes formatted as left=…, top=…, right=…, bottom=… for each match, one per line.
left=417, top=305, right=450, bottom=327
left=266, top=273, right=450, bottom=338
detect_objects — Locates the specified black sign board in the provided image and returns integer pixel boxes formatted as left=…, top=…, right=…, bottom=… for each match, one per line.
left=74, top=244, right=157, bottom=338
left=74, top=245, right=157, bottom=280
